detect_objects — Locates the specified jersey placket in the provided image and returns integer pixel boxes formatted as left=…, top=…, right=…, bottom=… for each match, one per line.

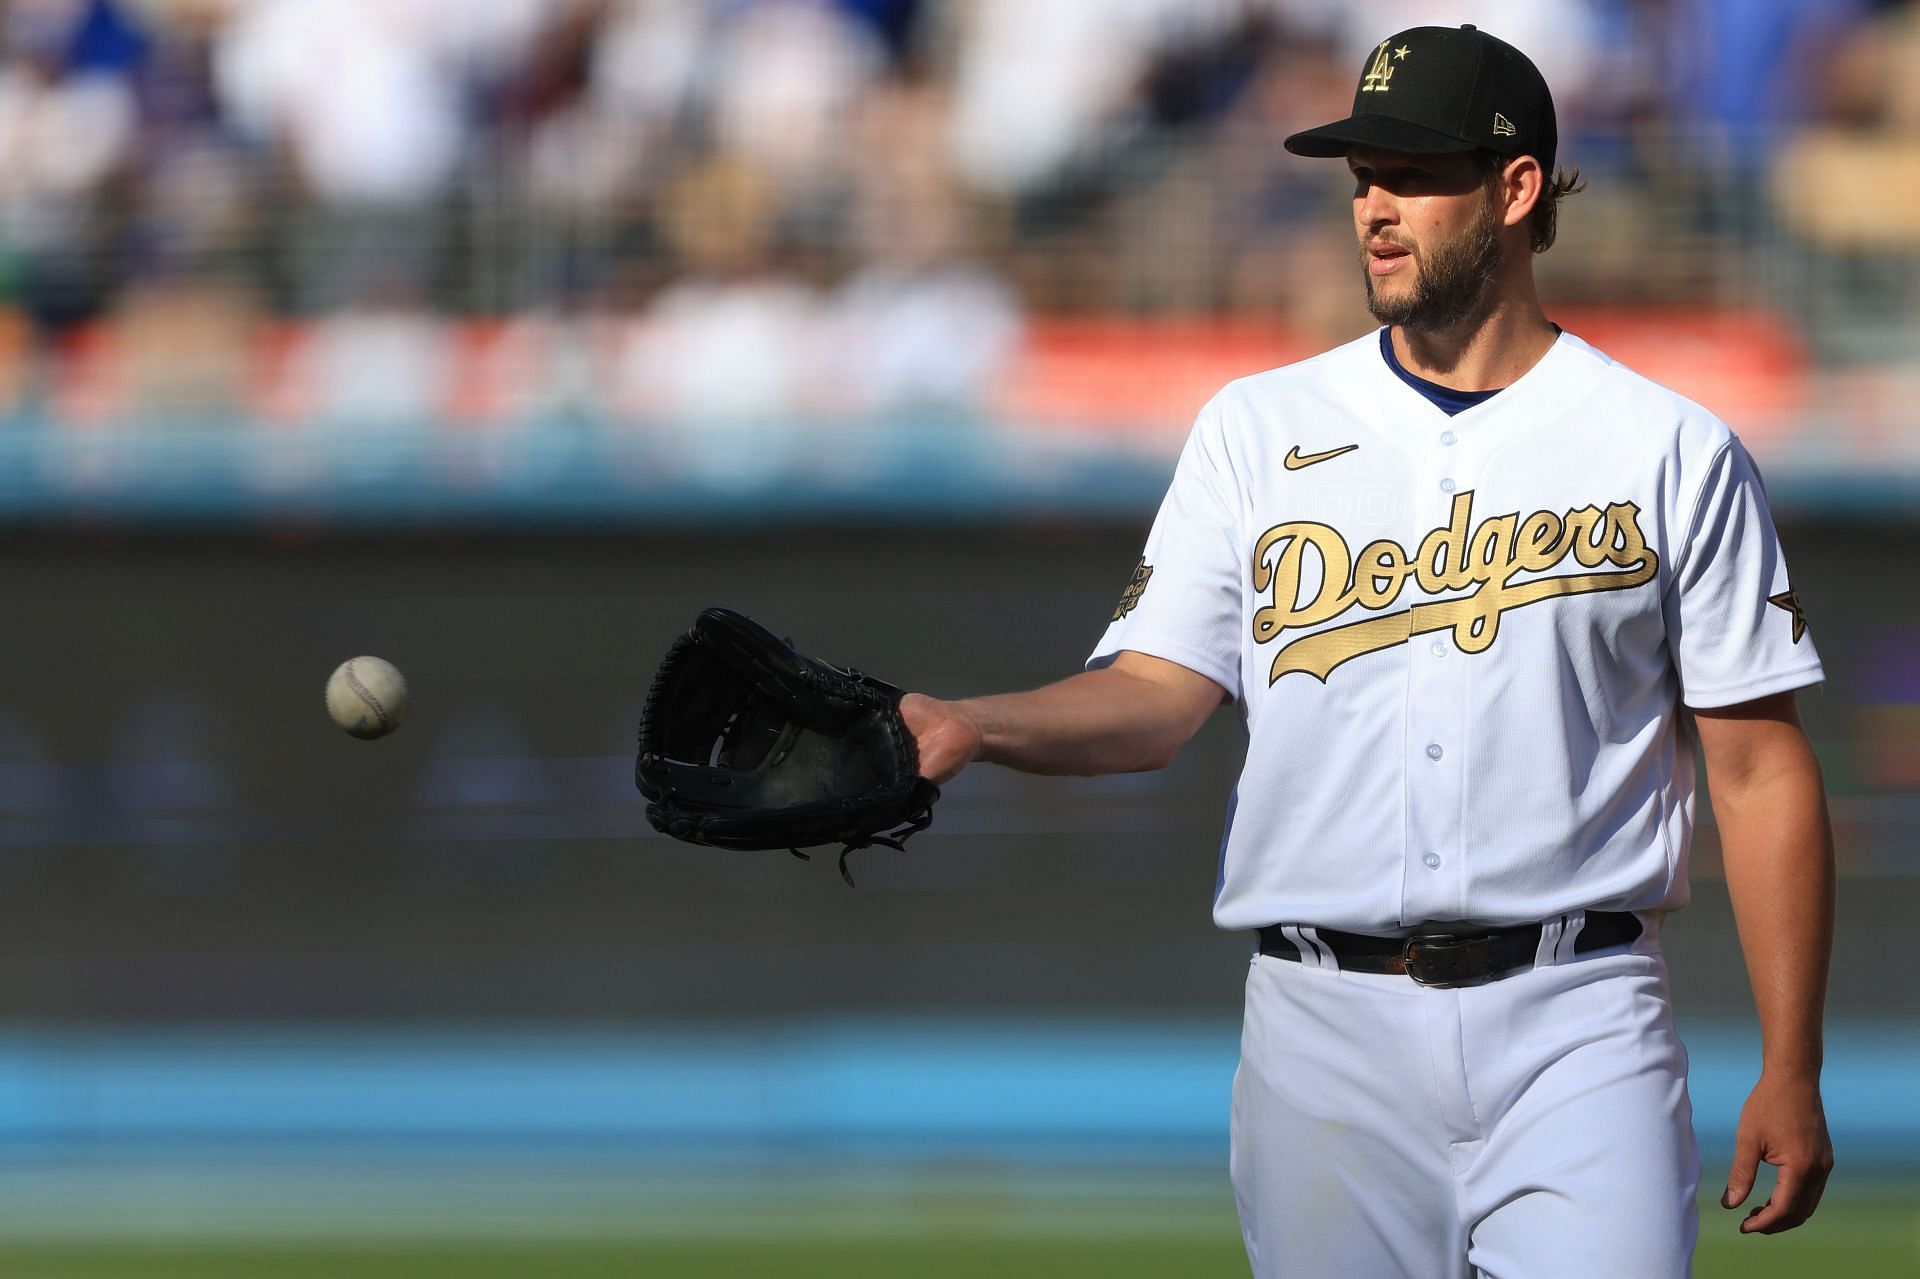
left=1401, top=419, right=1473, bottom=923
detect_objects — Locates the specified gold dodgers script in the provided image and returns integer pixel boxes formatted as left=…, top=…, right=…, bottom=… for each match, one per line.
left=1252, top=490, right=1659, bottom=683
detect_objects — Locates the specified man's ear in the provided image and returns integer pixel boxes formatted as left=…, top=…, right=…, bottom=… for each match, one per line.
left=1502, top=156, right=1544, bottom=230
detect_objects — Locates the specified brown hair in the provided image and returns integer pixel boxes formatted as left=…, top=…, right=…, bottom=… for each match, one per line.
left=1479, top=152, right=1586, bottom=253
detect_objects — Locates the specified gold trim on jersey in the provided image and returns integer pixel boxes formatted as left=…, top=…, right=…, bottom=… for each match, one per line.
left=1251, top=490, right=1659, bottom=683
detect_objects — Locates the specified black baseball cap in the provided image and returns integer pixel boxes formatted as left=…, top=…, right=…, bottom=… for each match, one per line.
left=1284, top=25, right=1557, bottom=174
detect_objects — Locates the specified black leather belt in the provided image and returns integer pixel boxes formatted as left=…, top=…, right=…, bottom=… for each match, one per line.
left=1256, top=912, right=1642, bottom=988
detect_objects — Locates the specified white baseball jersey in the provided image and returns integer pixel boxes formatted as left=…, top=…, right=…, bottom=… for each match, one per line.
left=1090, top=327, right=1823, bottom=933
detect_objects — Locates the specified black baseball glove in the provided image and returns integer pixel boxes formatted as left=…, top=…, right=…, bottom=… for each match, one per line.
left=635, top=607, right=939, bottom=885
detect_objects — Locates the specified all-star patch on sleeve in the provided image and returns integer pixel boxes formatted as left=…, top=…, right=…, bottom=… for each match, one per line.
left=1767, top=589, right=1809, bottom=644
left=1664, top=438, right=1825, bottom=708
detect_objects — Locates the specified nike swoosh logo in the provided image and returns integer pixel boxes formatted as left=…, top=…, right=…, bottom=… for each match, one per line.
left=1284, top=444, right=1360, bottom=471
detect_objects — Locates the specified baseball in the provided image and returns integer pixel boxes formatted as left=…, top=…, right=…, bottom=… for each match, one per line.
left=325, top=657, right=409, bottom=740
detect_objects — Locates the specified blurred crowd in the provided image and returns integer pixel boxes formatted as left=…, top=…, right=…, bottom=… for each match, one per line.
left=0, top=0, right=1916, bottom=426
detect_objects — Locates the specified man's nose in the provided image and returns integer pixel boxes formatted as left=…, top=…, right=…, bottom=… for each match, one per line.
left=1356, top=183, right=1397, bottom=229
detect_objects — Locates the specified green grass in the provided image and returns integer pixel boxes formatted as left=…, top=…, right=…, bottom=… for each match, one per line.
left=0, top=1201, right=1911, bottom=1279
left=1693, top=1195, right=1919, bottom=1278
left=0, top=1241, right=1263, bottom=1278
left=0, top=1182, right=1904, bottom=1267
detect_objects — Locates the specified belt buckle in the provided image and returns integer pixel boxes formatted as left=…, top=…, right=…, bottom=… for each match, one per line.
left=1401, top=934, right=1495, bottom=988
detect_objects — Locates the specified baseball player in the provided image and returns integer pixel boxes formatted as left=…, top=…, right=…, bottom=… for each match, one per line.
left=901, top=24, right=1835, bottom=1278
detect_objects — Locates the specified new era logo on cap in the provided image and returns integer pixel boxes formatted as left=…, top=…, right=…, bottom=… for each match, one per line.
left=1283, top=25, right=1558, bottom=174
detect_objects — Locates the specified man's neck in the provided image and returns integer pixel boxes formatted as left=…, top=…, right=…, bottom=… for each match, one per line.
left=1389, top=295, right=1559, bottom=391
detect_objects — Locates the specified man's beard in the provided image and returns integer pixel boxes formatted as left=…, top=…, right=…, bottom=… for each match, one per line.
left=1362, top=191, right=1503, bottom=332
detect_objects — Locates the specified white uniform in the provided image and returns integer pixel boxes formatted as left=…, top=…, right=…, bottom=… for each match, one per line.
left=1089, top=328, right=1823, bottom=1277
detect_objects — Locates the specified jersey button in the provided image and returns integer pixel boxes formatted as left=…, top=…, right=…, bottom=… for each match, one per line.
left=1423, top=853, right=1443, bottom=869
left=1440, top=430, right=1457, bottom=446
left=1429, top=640, right=1447, bottom=657
left=1426, top=743, right=1444, bottom=761
left=1440, top=478, right=1457, bottom=493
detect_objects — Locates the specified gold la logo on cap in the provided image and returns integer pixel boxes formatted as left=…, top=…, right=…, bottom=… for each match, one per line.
left=1362, top=39, right=1397, bottom=92
left=1493, top=112, right=1517, bottom=137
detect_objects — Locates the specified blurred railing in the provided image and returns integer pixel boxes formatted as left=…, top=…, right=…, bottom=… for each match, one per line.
left=0, top=114, right=1914, bottom=525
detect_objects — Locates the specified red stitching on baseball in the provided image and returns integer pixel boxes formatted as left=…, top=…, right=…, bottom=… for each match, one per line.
left=343, top=660, right=390, bottom=731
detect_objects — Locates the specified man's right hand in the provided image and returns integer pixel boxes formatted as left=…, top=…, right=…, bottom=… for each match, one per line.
left=898, top=655, right=1224, bottom=783
left=899, top=693, right=984, bottom=786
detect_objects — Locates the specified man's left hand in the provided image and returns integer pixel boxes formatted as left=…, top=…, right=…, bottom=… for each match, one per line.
left=1721, top=1070, right=1834, bottom=1234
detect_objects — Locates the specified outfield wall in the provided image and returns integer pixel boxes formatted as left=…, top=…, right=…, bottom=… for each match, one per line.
left=0, top=526, right=1910, bottom=1026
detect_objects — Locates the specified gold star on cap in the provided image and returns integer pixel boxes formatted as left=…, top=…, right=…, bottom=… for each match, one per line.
left=1394, top=45, right=1410, bottom=59
left=1768, top=590, right=1809, bottom=644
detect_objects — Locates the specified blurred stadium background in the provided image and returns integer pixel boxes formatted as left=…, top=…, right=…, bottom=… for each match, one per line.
left=0, top=0, right=1915, bottom=1274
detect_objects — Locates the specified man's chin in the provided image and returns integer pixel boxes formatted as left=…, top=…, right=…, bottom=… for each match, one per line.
left=1365, top=285, right=1420, bottom=327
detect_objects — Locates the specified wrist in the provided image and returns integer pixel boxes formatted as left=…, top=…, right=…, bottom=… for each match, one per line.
left=949, top=697, right=994, bottom=764
left=1758, top=1054, right=1824, bottom=1087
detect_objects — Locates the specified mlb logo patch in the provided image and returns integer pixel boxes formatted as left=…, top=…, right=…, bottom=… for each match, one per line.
left=1112, top=559, right=1154, bottom=622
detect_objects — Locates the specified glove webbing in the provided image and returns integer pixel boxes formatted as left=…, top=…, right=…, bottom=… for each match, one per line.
left=789, top=804, right=935, bottom=887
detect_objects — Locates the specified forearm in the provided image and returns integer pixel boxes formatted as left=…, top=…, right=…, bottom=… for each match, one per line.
left=957, top=663, right=1222, bottom=777
left=1713, top=735, right=1835, bottom=1078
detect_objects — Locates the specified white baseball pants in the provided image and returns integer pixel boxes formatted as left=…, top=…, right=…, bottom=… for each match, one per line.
left=1231, top=928, right=1699, bottom=1278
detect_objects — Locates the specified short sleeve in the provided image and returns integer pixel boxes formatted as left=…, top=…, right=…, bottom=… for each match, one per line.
left=1664, top=438, right=1825, bottom=708
left=1086, top=399, right=1245, bottom=701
